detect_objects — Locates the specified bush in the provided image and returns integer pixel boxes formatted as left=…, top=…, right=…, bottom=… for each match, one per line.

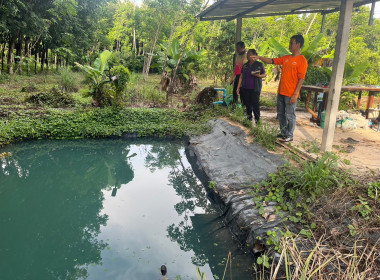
left=111, top=65, right=130, bottom=92
left=25, top=86, right=75, bottom=107
left=301, top=66, right=331, bottom=101
left=109, top=51, right=144, bottom=72
left=304, top=67, right=330, bottom=86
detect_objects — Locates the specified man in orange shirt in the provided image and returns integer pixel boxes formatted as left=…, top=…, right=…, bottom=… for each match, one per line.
left=252, top=35, right=308, bottom=142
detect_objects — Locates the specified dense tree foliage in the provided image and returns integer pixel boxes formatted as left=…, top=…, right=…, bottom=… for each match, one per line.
left=1, top=1, right=379, bottom=86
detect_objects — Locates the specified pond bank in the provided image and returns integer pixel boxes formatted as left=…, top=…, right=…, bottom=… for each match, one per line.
left=186, top=119, right=286, bottom=254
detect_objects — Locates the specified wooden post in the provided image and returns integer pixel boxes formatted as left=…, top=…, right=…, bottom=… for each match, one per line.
left=357, top=90, right=362, bottom=110
left=233, top=17, right=242, bottom=69
left=366, top=92, right=375, bottom=118
left=321, top=14, right=326, bottom=33
left=369, top=2, right=376, bottom=26
left=235, top=17, right=242, bottom=44
left=321, top=0, right=354, bottom=152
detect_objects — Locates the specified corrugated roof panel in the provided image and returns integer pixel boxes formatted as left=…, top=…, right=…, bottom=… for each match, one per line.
left=199, top=0, right=378, bottom=20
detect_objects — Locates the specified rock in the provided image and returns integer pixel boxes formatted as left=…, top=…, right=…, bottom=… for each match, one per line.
left=340, top=137, right=359, bottom=144
left=345, top=145, right=355, bottom=153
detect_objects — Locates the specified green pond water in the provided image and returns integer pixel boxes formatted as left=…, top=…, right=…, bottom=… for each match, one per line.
left=0, top=139, right=255, bottom=280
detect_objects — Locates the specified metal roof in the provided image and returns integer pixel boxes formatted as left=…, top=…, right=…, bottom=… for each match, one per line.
left=199, top=0, right=378, bottom=21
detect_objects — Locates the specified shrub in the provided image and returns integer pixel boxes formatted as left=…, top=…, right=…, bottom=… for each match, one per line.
left=301, top=66, right=331, bottom=101
left=25, top=86, right=75, bottom=107
left=110, top=65, right=130, bottom=107
left=304, top=67, right=330, bottom=86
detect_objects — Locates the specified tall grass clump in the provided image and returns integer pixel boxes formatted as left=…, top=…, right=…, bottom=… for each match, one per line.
left=60, top=67, right=80, bottom=92
left=125, top=73, right=166, bottom=106
left=229, top=105, right=253, bottom=128
left=250, top=121, right=278, bottom=150
left=261, top=235, right=380, bottom=280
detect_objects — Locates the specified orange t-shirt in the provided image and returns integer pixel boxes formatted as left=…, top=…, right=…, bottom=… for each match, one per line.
left=273, top=55, right=308, bottom=97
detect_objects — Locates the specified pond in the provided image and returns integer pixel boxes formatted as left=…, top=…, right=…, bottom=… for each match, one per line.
left=0, top=139, right=255, bottom=280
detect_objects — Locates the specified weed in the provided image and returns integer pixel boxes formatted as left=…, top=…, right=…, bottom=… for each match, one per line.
left=208, top=181, right=216, bottom=190
left=60, top=68, right=80, bottom=92
left=300, top=140, right=320, bottom=154
left=348, top=224, right=357, bottom=236
left=256, top=254, right=270, bottom=269
left=250, top=152, right=353, bottom=244
left=368, top=181, right=379, bottom=201
left=250, top=121, right=278, bottom=150
left=351, top=196, right=373, bottom=220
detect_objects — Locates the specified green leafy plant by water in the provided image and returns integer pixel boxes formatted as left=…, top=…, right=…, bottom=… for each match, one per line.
left=251, top=152, right=353, bottom=239
left=75, top=50, right=115, bottom=107
left=0, top=107, right=213, bottom=147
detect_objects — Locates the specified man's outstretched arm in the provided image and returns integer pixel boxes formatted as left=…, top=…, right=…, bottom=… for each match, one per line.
left=251, top=56, right=273, bottom=64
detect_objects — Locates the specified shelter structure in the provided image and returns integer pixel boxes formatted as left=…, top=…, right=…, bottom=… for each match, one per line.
left=199, top=0, right=379, bottom=152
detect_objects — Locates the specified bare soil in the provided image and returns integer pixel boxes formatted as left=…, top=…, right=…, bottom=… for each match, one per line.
left=260, top=107, right=380, bottom=173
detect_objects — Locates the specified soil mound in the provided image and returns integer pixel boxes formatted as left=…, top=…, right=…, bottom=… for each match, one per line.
left=194, top=87, right=217, bottom=105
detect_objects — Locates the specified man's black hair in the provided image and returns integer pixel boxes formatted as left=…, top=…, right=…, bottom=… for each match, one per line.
left=236, top=41, right=245, bottom=48
left=290, top=34, right=304, bottom=48
left=247, top=49, right=257, bottom=55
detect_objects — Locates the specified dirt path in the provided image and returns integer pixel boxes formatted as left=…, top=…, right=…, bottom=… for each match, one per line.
left=261, top=109, right=380, bottom=172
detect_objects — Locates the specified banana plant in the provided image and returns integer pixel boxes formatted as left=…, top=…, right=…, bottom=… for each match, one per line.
left=317, top=51, right=370, bottom=85
left=154, top=39, right=203, bottom=80
left=75, top=50, right=113, bottom=106
left=267, top=33, right=325, bottom=64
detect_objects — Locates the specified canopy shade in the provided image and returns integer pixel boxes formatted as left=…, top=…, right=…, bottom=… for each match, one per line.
left=199, top=0, right=376, bottom=21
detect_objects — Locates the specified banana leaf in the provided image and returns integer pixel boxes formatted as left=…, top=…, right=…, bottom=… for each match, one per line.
left=344, top=61, right=370, bottom=83
left=258, top=42, right=269, bottom=56
left=268, top=37, right=290, bottom=56
left=169, top=39, right=180, bottom=60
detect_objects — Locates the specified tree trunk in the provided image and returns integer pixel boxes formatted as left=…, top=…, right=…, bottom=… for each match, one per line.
left=7, top=36, right=17, bottom=74
left=1, top=42, right=6, bottom=73
left=161, top=0, right=183, bottom=90
left=133, top=28, right=136, bottom=54
left=25, top=37, right=31, bottom=74
left=133, top=3, right=136, bottom=54
left=34, top=47, right=38, bottom=74
left=143, top=21, right=162, bottom=77
left=46, top=48, right=49, bottom=71
left=40, top=49, right=44, bottom=71
left=167, top=0, right=210, bottom=98
left=167, top=20, right=199, bottom=96
left=16, top=35, right=23, bottom=74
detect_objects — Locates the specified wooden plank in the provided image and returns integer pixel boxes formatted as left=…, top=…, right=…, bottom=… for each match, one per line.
left=275, top=140, right=316, bottom=162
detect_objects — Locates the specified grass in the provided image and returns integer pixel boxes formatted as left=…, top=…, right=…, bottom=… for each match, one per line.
left=1, top=71, right=379, bottom=279
left=257, top=233, right=380, bottom=280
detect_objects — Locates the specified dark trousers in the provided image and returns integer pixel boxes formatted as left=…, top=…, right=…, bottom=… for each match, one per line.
left=232, top=75, right=243, bottom=105
left=241, top=88, right=260, bottom=122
